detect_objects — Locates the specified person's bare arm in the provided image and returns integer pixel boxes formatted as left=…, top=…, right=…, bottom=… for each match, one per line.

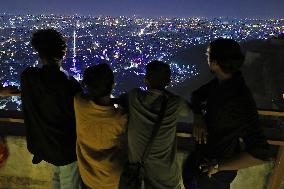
left=201, top=152, right=267, bottom=177
left=0, top=86, right=21, bottom=96
left=178, top=99, right=208, bottom=144
left=193, top=113, right=207, bottom=144
left=219, top=152, right=266, bottom=171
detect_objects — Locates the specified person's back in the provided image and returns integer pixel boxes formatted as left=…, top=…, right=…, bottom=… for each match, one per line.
left=124, top=61, right=192, bottom=189
left=21, top=66, right=80, bottom=164
left=183, top=39, right=271, bottom=189
left=75, top=64, right=127, bottom=189
left=20, top=29, right=81, bottom=189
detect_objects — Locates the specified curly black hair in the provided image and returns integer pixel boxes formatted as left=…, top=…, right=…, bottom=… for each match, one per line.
left=31, top=29, right=67, bottom=60
left=83, top=64, right=114, bottom=98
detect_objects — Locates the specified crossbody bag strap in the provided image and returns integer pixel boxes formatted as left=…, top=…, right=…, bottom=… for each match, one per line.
left=141, top=94, right=169, bottom=164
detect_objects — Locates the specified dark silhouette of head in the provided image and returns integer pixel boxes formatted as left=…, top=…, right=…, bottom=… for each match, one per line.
left=83, top=63, right=114, bottom=99
left=207, top=38, right=244, bottom=74
left=31, top=29, right=67, bottom=66
left=145, top=60, right=171, bottom=90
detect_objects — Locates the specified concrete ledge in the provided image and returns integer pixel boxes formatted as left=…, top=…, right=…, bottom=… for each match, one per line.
left=0, top=136, right=52, bottom=189
left=0, top=136, right=284, bottom=189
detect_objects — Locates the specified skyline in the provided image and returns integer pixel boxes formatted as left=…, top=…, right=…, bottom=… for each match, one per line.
left=0, top=0, right=284, bottom=18
left=0, top=14, right=283, bottom=110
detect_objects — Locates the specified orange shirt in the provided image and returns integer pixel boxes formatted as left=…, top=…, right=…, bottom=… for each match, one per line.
left=74, top=94, right=127, bottom=189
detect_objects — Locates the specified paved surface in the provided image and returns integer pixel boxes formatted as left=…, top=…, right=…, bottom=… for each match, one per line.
left=0, top=136, right=283, bottom=189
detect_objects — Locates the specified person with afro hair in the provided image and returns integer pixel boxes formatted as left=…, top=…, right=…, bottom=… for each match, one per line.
left=21, top=29, right=81, bottom=189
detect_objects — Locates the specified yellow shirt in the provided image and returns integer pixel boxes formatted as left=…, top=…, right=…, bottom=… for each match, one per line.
left=74, top=94, right=127, bottom=189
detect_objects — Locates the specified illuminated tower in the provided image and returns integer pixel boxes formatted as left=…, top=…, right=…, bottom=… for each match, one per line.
left=72, top=30, right=76, bottom=68
left=70, top=23, right=82, bottom=81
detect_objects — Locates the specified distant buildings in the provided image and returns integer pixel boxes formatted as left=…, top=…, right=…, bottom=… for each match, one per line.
left=0, top=14, right=283, bottom=110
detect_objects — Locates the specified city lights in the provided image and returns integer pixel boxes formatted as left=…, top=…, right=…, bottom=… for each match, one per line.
left=0, top=14, right=283, bottom=110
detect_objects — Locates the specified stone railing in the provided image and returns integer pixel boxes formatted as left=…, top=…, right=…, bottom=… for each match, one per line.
left=258, top=110, right=284, bottom=189
left=0, top=107, right=283, bottom=189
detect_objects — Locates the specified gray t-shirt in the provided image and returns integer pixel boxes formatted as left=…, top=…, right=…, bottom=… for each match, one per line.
left=126, top=88, right=192, bottom=189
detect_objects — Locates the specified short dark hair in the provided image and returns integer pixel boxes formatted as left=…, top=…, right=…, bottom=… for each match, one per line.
left=209, top=38, right=245, bottom=74
left=31, top=29, right=67, bottom=61
left=83, top=64, right=114, bottom=98
left=146, top=60, right=171, bottom=90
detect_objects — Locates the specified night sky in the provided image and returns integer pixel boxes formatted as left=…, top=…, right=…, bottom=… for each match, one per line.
left=1, top=0, right=284, bottom=18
